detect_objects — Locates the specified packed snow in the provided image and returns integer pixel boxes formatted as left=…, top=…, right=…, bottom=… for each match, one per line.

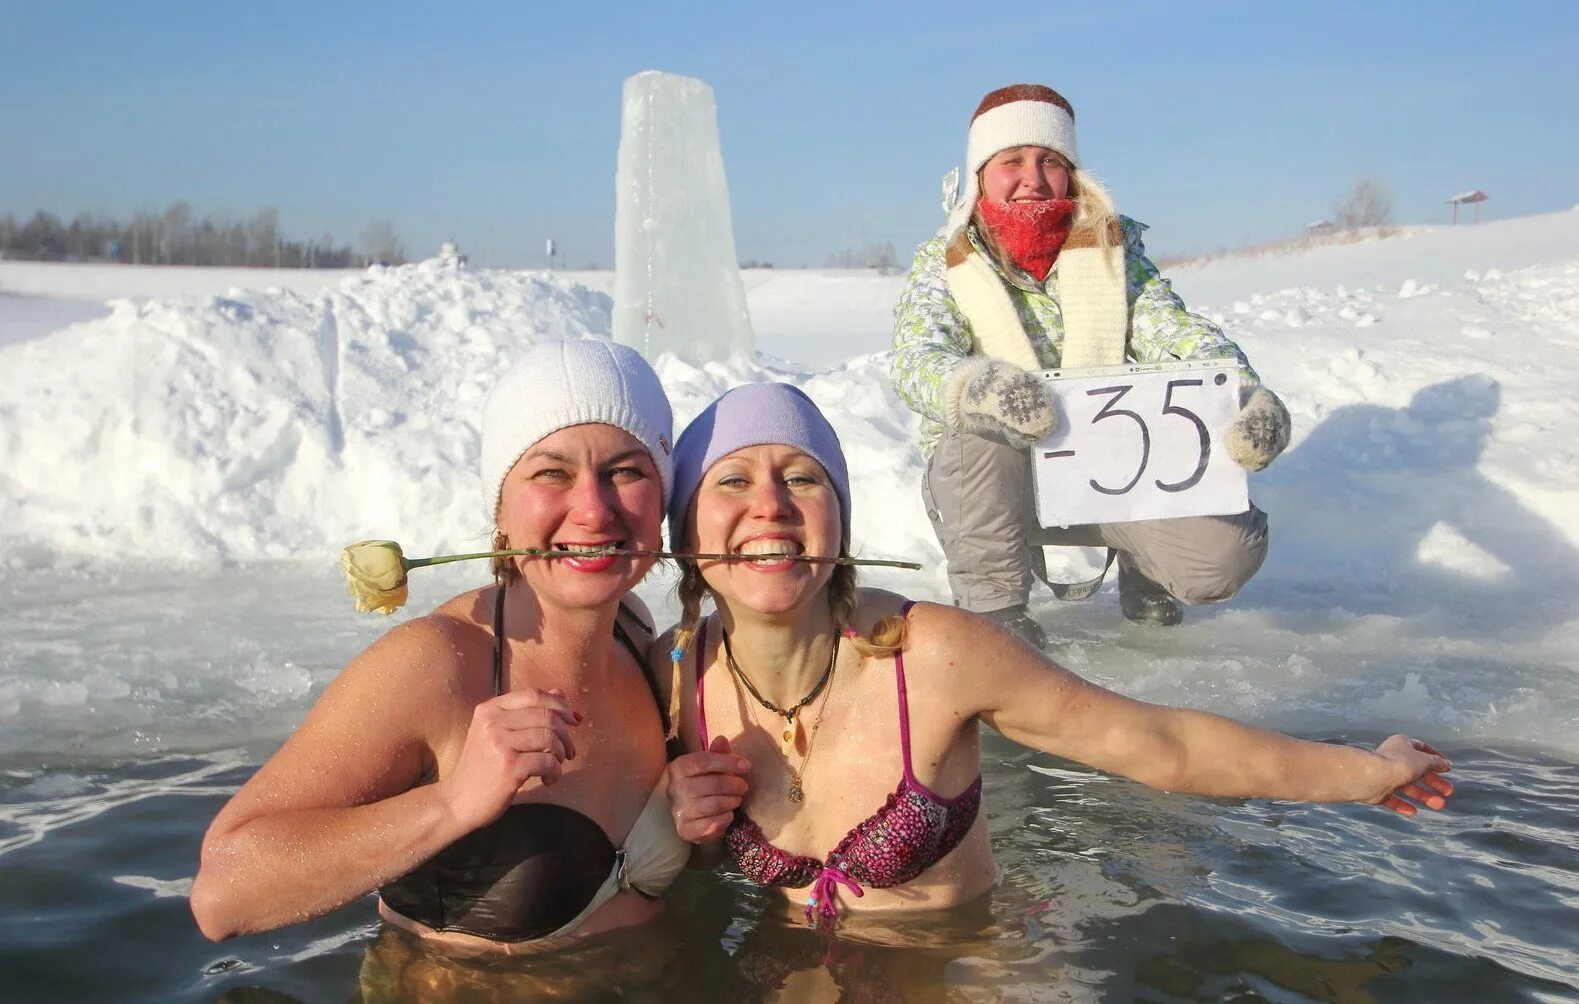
left=613, top=71, right=756, bottom=363
left=1, top=208, right=1576, bottom=762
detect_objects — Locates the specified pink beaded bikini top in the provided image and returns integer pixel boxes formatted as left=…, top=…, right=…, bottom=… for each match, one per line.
left=694, top=605, right=982, bottom=925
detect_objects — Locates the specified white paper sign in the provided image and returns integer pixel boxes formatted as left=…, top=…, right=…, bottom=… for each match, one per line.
left=1032, top=359, right=1247, bottom=528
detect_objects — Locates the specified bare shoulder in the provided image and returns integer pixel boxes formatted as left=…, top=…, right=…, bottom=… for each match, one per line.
left=847, top=590, right=1003, bottom=675
left=848, top=587, right=911, bottom=632
left=211, top=589, right=494, bottom=824
left=338, top=587, right=494, bottom=704
left=853, top=593, right=992, bottom=655
left=881, top=599, right=1065, bottom=689
left=620, top=593, right=656, bottom=633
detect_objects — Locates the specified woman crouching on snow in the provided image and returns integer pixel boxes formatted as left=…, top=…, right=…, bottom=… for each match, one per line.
left=191, top=340, right=689, bottom=952
left=657, top=382, right=1452, bottom=926
left=891, top=83, right=1292, bottom=640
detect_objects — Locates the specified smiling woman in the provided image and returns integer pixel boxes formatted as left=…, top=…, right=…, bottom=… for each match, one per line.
left=655, top=382, right=1454, bottom=929
left=189, top=339, right=691, bottom=952
left=891, top=83, right=1291, bottom=638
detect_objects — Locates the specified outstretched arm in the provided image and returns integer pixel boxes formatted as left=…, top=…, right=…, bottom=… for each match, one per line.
left=912, top=603, right=1453, bottom=812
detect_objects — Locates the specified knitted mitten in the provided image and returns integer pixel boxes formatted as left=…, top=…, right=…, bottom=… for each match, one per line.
left=944, top=358, right=1056, bottom=450
left=1226, top=387, right=1292, bottom=471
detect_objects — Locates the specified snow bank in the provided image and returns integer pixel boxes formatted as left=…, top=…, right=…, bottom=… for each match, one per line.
left=0, top=260, right=356, bottom=303
left=1168, top=209, right=1579, bottom=306
left=0, top=259, right=945, bottom=590
left=0, top=261, right=613, bottom=562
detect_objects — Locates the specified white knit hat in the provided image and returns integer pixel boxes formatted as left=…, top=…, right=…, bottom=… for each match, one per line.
left=946, top=84, right=1080, bottom=238
left=480, top=339, right=674, bottom=522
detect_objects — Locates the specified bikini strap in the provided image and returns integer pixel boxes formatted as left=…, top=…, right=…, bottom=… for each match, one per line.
left=694, top=619, right=711, bottom=745
left=491, top=583, right=507, bottom=696
left=892, top=601, right=921, bottom=785
left=615, top=603, right=667, bottom=731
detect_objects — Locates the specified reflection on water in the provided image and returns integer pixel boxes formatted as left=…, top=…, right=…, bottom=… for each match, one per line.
left=325, top=881, right=1036, bottom=1003
left=1136, top=929, right=1413, bottom=1003
left=351, top=922, right=684, bottom=1002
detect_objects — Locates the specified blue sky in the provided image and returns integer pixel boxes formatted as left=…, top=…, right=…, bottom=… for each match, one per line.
left=3, top=1, right=1575, bottom=267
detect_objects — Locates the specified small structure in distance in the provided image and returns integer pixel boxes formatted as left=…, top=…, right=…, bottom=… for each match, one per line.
left=1448, top=190, right=1490, bottom=225
left=1304, top=220, right=1336, bottom=241
left=438, top=241, right=467, bottom=267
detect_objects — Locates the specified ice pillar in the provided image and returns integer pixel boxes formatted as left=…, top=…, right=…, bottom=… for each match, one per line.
left=613, top=71, right=755, bottom=364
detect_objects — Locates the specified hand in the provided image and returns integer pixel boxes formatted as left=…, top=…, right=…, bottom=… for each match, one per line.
left=666, top=735, right=751, bottom=843
left=945, top=358, right=1056, bottom=450
left=1369, top=735, right=1454, bottom=816
left=1225, top=387, right=1292, bottom=471
left=438, top=688, right=581, bottom=832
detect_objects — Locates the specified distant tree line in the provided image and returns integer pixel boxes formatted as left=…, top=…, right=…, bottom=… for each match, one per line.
left=0, top=204, right=407, bottom=268
left=824, top=240, right=898, bottom=271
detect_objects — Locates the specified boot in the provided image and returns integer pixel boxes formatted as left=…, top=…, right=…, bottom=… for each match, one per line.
left=1118, top=558, right=1183, bottom=627
left=981, top=604, right=1048, bottom=649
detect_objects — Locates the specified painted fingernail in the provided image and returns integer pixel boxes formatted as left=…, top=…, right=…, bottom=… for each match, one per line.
left=736, top=759, right=751, bottom=772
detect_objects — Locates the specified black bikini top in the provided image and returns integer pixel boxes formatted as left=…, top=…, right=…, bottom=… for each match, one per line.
left=378, top=587, right=670, bottom=942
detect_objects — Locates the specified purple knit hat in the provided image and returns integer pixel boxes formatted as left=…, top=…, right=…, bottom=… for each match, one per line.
left=668, top=383, right=851, bottom=549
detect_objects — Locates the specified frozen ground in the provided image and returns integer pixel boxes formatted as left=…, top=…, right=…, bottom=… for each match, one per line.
left=2, top=209, right=1577, bottom=764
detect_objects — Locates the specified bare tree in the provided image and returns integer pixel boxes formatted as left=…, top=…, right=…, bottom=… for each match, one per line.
left=245, top=208, right=280, bottom=267
left=1334, top=177, right=1393, bottom=230
left=824, top=240, right=898, bottom=270
left=360, top=220, right=405, bottom=265
left=161, top=201, right=193, bottom=264
left=0, top=203, right=361, bottom=266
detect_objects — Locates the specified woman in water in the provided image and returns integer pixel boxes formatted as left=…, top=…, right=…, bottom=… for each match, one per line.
left=658, top=382, right=1453, bottom=926
left=191, top=339, right=689, bottom=951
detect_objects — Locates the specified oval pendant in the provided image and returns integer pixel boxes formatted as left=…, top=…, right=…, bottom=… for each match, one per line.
left=787, top=782, right=804, bottom=803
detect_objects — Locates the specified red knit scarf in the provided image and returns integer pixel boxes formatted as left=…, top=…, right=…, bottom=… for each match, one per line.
left=975, top=197, right=1076, bottom=281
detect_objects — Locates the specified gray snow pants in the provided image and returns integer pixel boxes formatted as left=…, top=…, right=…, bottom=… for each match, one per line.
left=921, top=429, right=1268, bottom=613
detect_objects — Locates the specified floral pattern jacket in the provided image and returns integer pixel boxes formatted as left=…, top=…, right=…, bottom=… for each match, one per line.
left=889, top=216, right=1261, bottom=457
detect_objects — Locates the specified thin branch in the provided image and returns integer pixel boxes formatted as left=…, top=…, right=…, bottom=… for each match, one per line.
left=405, top=547, right=921, bottom=571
